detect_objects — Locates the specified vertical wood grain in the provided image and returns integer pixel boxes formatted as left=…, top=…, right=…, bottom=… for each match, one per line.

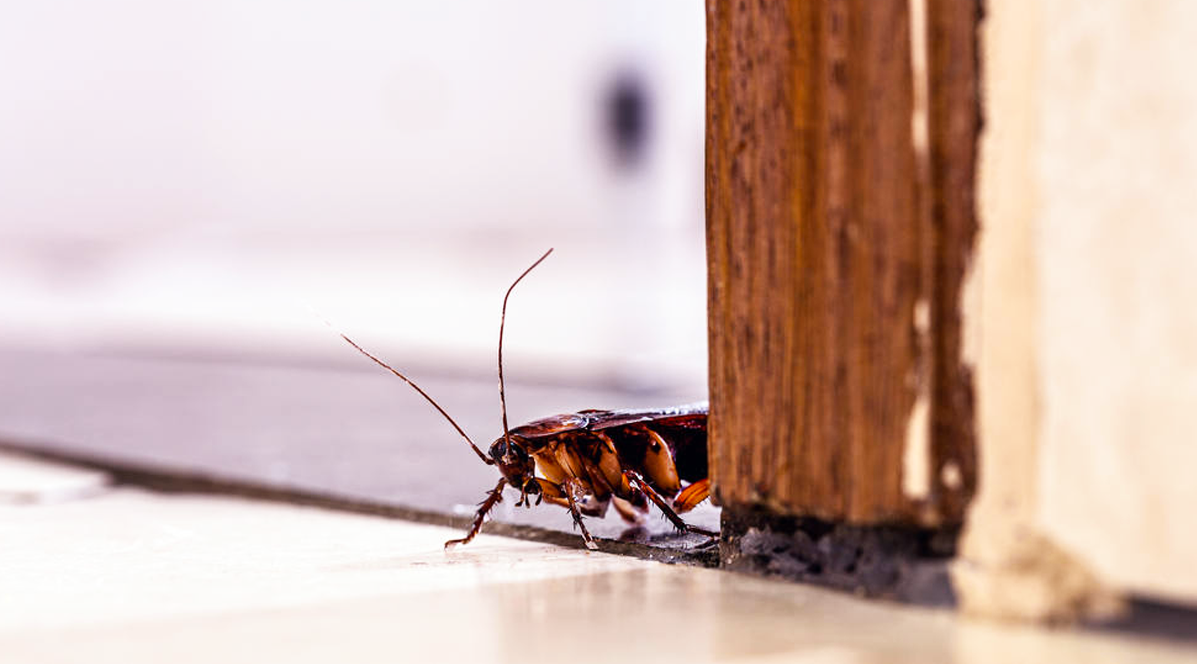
left=926, top=0, right=981, bottom=523
left=706, top=0, right=977, bottom=525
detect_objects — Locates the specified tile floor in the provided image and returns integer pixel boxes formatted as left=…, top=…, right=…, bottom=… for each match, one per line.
left=1, top=452, right=1193, bottom=663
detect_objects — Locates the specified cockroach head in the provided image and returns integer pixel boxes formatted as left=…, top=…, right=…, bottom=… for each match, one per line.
left=488, top=435, right=535, bottom=485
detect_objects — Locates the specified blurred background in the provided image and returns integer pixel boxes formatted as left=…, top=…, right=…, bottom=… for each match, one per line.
left=0, top=0, right=708, bottom=395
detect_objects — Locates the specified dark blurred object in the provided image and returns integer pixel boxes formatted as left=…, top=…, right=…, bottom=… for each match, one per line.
left=604, top=69, right=651, bottom=170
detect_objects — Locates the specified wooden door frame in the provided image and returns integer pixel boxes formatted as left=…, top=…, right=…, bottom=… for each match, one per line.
left=705, top=0, right=980, bottom=598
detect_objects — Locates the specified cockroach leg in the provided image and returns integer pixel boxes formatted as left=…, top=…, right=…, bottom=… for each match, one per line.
left=563, top=479, right=599, bottom=550
left=623, top=470, right=686, bottom=530
left=444, top=478, right=507, bottom=550
left=624, top=470, right=718, bottom=539
left=673, top=478, right=711, bottom=514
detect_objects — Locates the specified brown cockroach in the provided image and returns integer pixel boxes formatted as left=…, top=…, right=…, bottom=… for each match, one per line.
left=333, top=248, right=715, bottom=550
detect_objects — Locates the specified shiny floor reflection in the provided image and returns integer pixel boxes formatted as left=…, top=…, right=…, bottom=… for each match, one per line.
left=0, top=479, right=1192, bottom=663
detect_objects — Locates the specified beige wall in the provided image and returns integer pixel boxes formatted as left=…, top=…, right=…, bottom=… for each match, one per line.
left=957, top=0, right=1197, bottom=617
left=1036, top=0, right=1197, bottom=605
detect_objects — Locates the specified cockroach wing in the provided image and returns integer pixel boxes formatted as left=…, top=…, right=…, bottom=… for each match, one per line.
left=508, top=412, right=592, bottom=439
left=582, top=402, right=709, bottom=431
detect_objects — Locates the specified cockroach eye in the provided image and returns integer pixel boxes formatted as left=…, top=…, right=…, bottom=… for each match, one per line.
left=490, top=439, right=529, bottom=465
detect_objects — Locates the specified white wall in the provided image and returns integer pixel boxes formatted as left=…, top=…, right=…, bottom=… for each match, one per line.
left=0, top=0, right=708, bottom=392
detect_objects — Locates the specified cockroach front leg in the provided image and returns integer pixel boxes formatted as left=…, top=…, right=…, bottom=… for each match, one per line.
left=445, top=478, right=507, bottom=550
left=563, top=478, right=599, bottom=551
left=624, top=470, right=719, bottom=539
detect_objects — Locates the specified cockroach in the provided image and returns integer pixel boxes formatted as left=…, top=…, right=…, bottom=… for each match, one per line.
left=332, top=248, right=715, bottom=550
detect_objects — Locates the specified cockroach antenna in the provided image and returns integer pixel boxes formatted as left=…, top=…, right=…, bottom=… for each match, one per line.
left=497, top=248, right=553, bottom=463
left=309, top=307, right=494, bottom=466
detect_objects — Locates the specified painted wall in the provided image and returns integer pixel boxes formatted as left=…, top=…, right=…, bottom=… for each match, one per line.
left=958, top=0, right=1197, bottom=617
